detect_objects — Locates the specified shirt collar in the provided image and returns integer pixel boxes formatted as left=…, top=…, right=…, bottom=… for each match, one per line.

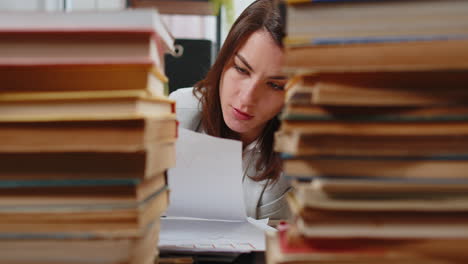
left=244, top=138, right=261, bottom=153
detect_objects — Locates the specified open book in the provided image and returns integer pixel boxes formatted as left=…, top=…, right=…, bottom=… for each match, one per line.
left=159, top=128, right=275, bottom=253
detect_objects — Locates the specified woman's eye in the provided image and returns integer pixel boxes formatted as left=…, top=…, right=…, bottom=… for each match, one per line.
left=267, top=81, right=285, bottom=91
left=234, top=65, right=249, bottom=75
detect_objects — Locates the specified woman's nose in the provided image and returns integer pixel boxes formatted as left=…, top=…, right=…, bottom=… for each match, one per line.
left=239, top=78, right=262, bottom=106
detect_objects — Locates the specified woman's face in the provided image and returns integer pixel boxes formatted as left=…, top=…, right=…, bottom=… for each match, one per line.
left=219, top=29, right=287, bottom=144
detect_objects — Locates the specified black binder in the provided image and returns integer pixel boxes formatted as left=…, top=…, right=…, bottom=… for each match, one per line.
left=165, top=38, right=215, bottom=93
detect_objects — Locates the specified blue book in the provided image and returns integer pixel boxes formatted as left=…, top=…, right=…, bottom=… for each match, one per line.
left=286, top=175, right=468, bottom=184
left=311, top=34, right=468, bottom=46
left=0, top=178, right=140, bottom=189
left=0, top=185, right=167, bottom=212
left=286, top=0, right=468, bottom=49
left=0, top=172, right=167, bottom=212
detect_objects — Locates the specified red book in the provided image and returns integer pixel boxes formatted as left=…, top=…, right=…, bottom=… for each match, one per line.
left=0, top=9, right=174, bottom=67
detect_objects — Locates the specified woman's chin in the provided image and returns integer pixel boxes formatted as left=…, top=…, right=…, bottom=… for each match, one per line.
left=225, top=119, right=250, bottom=134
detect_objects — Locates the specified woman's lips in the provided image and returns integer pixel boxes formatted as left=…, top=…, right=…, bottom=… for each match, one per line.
left=233, top=107, right=253, bottom=121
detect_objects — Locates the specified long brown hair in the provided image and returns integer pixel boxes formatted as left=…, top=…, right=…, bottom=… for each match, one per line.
left=193, top=0, right=285, bottom=182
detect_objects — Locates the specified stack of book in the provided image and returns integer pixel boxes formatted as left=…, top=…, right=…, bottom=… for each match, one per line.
left=270, top=0, right=468, bottom=263
left=0, top=9, right=176, bottom=264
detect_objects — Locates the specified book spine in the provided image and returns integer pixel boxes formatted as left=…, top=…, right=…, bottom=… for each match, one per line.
left=311, top=34, right=468, bottom=46
left=282, top=114, right=468, bottom=122
left=0, top=178, right=140, bottom=188
left=281, top=153, right=468, bottom=161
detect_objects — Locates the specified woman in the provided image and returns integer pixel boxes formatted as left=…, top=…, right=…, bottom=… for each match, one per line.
left=170, top=0, right=291, bottom=220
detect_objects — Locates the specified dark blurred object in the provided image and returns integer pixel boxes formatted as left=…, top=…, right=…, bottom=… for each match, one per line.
left=165, top=38, right=215, bottom=93
left=127, top=0, right=215, bottom=15
left=158, top=255, right=193, bottom=264
left=158, top=252, right=265, bottom=264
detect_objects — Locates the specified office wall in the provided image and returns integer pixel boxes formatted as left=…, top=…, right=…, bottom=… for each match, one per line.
left=162, top=15, right=217, bottom=44
left=0, top=0, right=125, bottom=11
left=218, top=0, right=255, bottom=44
left=68, top=0, right=125, bottom=11
left=0, top=0, right=57, bottom=11
left=234, top=0, right=255, bottom=19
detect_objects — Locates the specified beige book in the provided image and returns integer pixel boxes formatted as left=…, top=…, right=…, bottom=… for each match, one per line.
left=0, top=186, right=169, bottom=234
left=287, top=194, right=468, bottom=239
left=0, top=220, right=161, bottom=264
left=0, top=115, right=177, bottom=152
left=280, top=120, right=468, bottom=136
left=292, top=183, right=468, bottom=212
left=275, top=130, right=468, bottom=157
left=0, top=90, right=175, bottom=122
left=0, top=140, right=176, bottom=180
left=284, top=157, right=468, bottom=179
left=284, top=72, right=468, bottom=106
left=284, top=40, right=468, bottom=73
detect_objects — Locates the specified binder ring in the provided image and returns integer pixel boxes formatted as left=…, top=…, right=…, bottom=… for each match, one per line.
left=172, top=44, right=184, bottom=58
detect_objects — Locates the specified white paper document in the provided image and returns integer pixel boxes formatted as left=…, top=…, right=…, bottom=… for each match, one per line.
left=164, top=128, right=245, bottom=220
left=159, top=128, right=274, bottom=252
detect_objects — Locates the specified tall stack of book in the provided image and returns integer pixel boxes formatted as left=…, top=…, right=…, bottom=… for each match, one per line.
left=270, top=0, right=468, bottom=263
left=0, top=10, right=176, bottom=264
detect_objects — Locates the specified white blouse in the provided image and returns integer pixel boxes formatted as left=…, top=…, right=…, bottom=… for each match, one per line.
left=169, top=87, right=291, bottom=220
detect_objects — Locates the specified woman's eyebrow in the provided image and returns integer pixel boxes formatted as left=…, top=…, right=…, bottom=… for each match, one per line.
left=268, top=75, right=287, bottom=80
left=235, top=53, right=254, bottom=72
left=235, top=53, right=287, bottom=80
